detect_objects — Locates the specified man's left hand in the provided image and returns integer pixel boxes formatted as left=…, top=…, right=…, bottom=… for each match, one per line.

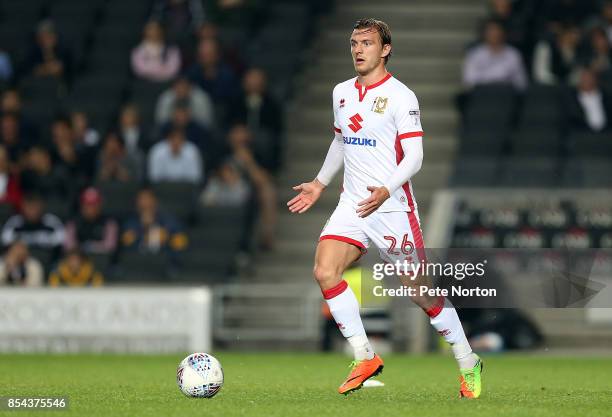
left=356, top=186, right=390, bottom=218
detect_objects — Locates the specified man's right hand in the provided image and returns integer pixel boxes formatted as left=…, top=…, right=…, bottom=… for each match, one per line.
left=287, top=179, right=325, bottom=214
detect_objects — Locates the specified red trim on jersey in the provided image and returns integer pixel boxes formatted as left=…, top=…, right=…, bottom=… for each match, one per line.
left=322, top=280, right=348, bottom=300
left=407, top=211, right=427, bottom=262
left=333, top=126, right=342, bottom=134
left=425, top=296, right=446, bottom=318
left=354, top=72, right=393, bottom=102
left=320, top=234, right=367, bottom=251
left=394, top=133, right=416, bottom=211
left=397, top=131, right=424, bottom=140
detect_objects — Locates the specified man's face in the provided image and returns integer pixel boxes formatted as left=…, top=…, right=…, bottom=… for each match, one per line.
left=23, top=200, right=43, bottom=222
left=173, top=108, right=190, bottom=127
left=228, top=125, right=250, bottom=148
left=492, top=0, right=512, bottom=17
left=198, top=39, right=219, bottom=66
left=603, top=3, right=612, bottom=22
left=579, top=70, right=597, bottom=91
left=243, top=69, right=266, bottom=95
left=0, top=147, right=8, bottom=172
left=350, top=28, right=390, bottom=75
left=38, top=30, right=56, bottom=49
left=484, top=23, right=505, bottom=47
left=0, top=116, right=18, bottom=143
left=120, top=107, right=138, bottom=128
left=174, top=79, right=191, bottom=97
left=66, top=253, right=82, bottom=272
left=169, top=132, right=185, bottom=154
left=82, top=203, right=100, bottom=220
left=52, top=122, right=73, bottom=144
left=137, top=191, right=157, bottom=216
left=1, top=91, right=20, bottom=113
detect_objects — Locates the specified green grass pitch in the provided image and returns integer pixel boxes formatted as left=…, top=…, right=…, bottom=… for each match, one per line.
left=1, top=353, right=611, bottom=417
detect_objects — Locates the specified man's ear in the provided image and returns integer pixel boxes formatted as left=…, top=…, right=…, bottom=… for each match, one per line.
left=382, top=44, right=392, bottom=59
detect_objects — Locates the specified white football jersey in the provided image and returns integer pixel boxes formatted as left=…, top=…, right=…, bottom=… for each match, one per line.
left=332, top=73, right=423, bottom=212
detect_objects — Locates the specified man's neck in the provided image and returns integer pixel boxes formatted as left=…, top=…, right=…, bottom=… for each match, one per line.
left=357, top=65, right=388, bottom=87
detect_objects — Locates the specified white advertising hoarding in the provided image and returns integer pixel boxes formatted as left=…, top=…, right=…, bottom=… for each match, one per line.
left=0, top=287, right=212, bottom=353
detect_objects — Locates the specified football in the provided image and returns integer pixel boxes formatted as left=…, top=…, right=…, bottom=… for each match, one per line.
left=176, top=353, right=224, bottom=398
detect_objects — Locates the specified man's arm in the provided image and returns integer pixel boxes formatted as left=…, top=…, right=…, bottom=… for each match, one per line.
left=288, top=134, right=344, bottom=214
left=358, top=87, right=424, bottom=218
left=315, top=136, right=344, bottom=186
left=356, top=138, right=423, bottom=217
left=383, top=138, right=423, bottom=195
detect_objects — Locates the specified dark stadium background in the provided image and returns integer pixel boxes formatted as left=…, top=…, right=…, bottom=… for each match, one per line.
left=0, top=2, right=611, bottom=413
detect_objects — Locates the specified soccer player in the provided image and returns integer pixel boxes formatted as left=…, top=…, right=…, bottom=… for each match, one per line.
left=287, top=19, right=483, bottom=397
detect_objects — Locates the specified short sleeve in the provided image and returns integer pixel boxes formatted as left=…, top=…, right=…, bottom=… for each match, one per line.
left=332, top=85, right=342, bottom=139
left=394, top=88, right=424, bottom=140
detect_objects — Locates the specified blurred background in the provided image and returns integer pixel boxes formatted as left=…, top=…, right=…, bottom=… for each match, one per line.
left=0, top=0, right=611, bottom=355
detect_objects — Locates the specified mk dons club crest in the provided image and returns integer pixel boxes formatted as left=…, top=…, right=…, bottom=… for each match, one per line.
left=372, top=96, right=388, bottom=114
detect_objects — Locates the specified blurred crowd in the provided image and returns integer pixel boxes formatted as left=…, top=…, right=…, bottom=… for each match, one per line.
left=0, top=0, right=325, bottom=286
left=461, top=0, right=612, bottom=133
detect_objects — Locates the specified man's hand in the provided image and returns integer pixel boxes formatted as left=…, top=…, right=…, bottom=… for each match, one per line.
left=287, top=179, right=325, bottom=214
left=356, top=186, right=390, bottom=218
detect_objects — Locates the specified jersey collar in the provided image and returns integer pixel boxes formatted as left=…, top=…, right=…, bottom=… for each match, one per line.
left=354, top=72, right=392, bottom=102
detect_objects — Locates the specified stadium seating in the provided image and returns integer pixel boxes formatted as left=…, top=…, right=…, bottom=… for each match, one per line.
left=452, top=197, right=612, bottom=250
left=0, top=0, right=318, bottom=285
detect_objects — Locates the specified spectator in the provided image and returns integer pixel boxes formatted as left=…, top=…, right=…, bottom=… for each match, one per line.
left=150, top=0, right=205, bottom=44
left=48, top=249, right=104, bottom=287
left=1, top=193, right=64, bottom=255
left=0, top=48, right=13, bottom=82
left=566, top=68, right=612, bottom=132
left=121, top=187, right=188, bottom=255
left=148, top=128, right=203, bottom=183
left=0, top=112, right=29, bottom=170
left=200, top=159, right=251, bottom=207
left=462, top=19, right=528, bottom=91
left=155, top=75, right=214, bottom=128
left=227, top=124, right=276, bottom=249
left=532, top=24, right=581, bottom=85
left=0, top=145, right=22, bottom=210
left=49, top=116, right=92, bottom=181
left=230, top=68, right=283, bottom=171
left=604, top=1, right=612, bottom=44
left=487, top=0, right=528, bottom=50
left=96, top=132, right=143, bottom=183
left=131, top=20, right=181, bottom=83
left=160, top=101, right=210, bottom=149
left=543, top=0, right=598, bottom=29
left=204, top=0, right=266, bottom=34
left=20, top=146, right=70, bottom=199
left=0, top=241, right=44, bottom=286
left=23, top=20, right=71, bottom=83
left=71, top=111, right=100, bottom=147
left=1, top=89, right=38, bottom=142
left=196, top=21, right=219, bottom=41
left=118, top=104, right=148, bottom=155
left=586, top=1, right=612, bottom=44
left=579, top=27, right=612, bottom=77
left=187, top=38, right=239, bottom=108
left=64, top=187, right=119, bottom=255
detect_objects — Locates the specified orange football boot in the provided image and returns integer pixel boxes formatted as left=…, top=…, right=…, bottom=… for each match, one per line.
left=338, top=354, right=384, bottom=395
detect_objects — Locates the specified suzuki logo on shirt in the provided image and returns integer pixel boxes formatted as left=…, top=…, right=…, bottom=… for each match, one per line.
left=343, top=136, right=377, bottom=147
left=348, top=113, right=363, bottom=133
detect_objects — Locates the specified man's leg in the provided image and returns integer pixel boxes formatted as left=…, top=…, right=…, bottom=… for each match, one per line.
left=401, top=274, right=478, bottom=370
left=367, top=209, right=481, bottom=397
left=314, top=239, right=373, bottom=361
left=314, top=238, right=384, bottom=394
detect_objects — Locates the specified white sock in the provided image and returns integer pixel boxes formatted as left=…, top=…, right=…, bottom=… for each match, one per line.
left=324, top=280, right=374, bottom=360
left=428, top=298, right=478, bottom=369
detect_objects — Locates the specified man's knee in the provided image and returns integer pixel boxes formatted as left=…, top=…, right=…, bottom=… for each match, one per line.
left=313, top=264, right=342, bottom=289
